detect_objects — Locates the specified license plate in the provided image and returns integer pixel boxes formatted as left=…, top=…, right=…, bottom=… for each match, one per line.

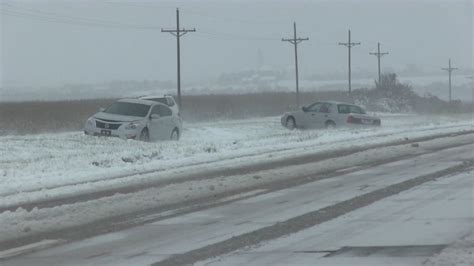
left=100, top=130, right=111, bottom=136
left=361, top=119, right=372, bottom=124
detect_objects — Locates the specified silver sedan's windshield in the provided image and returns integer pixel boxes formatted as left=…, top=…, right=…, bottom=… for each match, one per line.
left=104, top=102, right=150, bottom=117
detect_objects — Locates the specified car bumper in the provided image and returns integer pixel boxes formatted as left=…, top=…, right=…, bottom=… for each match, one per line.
left=84, top=124, right=140, bottom=140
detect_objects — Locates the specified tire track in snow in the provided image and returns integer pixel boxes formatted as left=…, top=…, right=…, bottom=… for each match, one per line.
left=1, top=129, right=473, bottom=214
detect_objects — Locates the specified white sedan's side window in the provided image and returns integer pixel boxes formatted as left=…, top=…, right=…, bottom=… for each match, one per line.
left=151, top=105, right=172, bottom=117
left=151, top=106, right=160, bottom=115
left=158, top=105, right=172, bottom=117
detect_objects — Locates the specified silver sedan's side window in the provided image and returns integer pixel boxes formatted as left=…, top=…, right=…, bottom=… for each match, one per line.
left=338, top=105, right=350, bottom=114
left=319, top=103, right=332, bottom=113
left=306, top=103, right=322, bottom=112
left=349, top=105, right=364, bottom=114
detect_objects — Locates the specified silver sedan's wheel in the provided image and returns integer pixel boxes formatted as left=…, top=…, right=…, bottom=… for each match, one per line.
left=286, top=117, right=296, bottom=130
left=170, top=129, right=179, bottom=141
left=325, top=121, right=336, bottom=129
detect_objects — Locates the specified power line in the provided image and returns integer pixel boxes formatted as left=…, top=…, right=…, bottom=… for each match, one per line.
left=282, top=22, right=309, bottom=108
left=196, top=30, right=278, bottom=41
left=338, top=29, right=360, bottom=93
left=184, top=10, right=288, bottom=25
left=162, top=8, right=196, bottom=109
left=103, top=2, right=288, bottom=25
left=0, top=4, right=161, bottom=30
left=1, top=4, right=280, bottom=42
left=441, top=58, right=458, bottom=103
left=3, top=3, right=143, bottom=26
left=102, top=2, right=177, bottom=11
left=369, top=42, right=389, bottom=84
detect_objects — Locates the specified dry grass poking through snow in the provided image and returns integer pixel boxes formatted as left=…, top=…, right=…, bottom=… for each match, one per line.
left=1, top=90, right=470, bottom=135
left=0, top=91, right=352, bottom=135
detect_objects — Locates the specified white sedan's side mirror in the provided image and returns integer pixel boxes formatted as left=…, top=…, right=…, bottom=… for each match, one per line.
left=150, top=114, right=160, bottom=120
left=99, top=107, right=105, bottom=112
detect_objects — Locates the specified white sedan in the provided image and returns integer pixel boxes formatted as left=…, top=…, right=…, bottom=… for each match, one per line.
left=281, top=101, right=381, bottom=130
left=84, top=98, right=182, bottom=141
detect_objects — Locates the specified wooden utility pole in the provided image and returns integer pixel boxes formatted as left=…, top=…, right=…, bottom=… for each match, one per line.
left=467, top=76, right=474, bottom=110
left=369, top=42, right=389, bottom=84
left=282, top=22, right=309, bottom=108
left=162, top=8, right=196, bottom=108
left=339, top=30, right=360, bottom=93
left=441, top=58, right=458, bottom=102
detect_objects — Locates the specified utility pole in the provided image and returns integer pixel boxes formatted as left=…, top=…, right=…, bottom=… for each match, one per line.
left=282, top=22, right=309, bottom=108
left=467, top=76, right=474, bottom=112
left=339, top=30, right=360, bottom=94
left=162, top=8, right=196, bottom=108
left=369, top=42, right=389, bottom=84
left=441, top=58, right=458, bottom=103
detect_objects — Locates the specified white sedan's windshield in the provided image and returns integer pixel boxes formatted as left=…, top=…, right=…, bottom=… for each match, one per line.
left=104, top=102, right=150, bottom=117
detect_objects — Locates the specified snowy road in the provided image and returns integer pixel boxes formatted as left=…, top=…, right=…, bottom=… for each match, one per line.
left=1, top=131, right=473, bottom=265
left=197, top=168, right=474, bottom=266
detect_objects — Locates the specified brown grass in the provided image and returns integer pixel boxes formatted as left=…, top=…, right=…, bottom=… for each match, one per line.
left=0, top=91, right=352, bottom=135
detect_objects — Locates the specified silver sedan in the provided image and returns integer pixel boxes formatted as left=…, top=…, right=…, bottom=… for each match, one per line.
left=281, top=101, right=381, bottom=130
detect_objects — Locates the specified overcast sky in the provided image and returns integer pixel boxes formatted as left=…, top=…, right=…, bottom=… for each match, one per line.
left=1, top=0, right=473, bottom=88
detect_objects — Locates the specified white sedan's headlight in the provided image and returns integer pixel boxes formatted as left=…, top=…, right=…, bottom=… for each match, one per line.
left=86, top=117, right=94, bottom=127
left=125, top=122, right=141, bottom=130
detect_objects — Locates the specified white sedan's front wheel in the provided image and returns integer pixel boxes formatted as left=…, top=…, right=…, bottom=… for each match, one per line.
left=286, top=117, right=296, bottom=130
left=139, top=128, right=150, bottom=142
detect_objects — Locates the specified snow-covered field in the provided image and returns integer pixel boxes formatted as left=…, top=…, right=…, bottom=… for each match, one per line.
left=0, top=113, right=472, bottom=199
left=3, top=75, right=473, bottom=103
left=0, top=112, right=473, bottom=255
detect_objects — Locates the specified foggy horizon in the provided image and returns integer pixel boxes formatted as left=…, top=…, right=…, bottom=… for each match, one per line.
left=1, top=0, right=473, bottom=89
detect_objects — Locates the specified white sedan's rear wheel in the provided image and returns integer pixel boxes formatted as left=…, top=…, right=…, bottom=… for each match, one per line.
left=170, top=129, right=179, bottom=141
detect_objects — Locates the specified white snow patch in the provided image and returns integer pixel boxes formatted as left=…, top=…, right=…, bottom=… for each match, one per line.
left=424, top=233, right=474, bottom=266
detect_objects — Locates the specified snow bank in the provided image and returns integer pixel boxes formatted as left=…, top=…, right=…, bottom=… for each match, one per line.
left=424, top=233, right=474, bottom=266
left=0, top=114, right=472, bottom=204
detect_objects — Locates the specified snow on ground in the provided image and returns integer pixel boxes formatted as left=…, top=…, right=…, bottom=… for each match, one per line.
left=2, top=138, right=473, bottom=264
left=0, top=113, right=472, bottom=199
left=0, top=113, right=472, bottom=244
left=424, top=233, right=474, bottom=266
left=197, top=170, right=474, bottom=266
left=2, top=134, right=470, bottom=243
